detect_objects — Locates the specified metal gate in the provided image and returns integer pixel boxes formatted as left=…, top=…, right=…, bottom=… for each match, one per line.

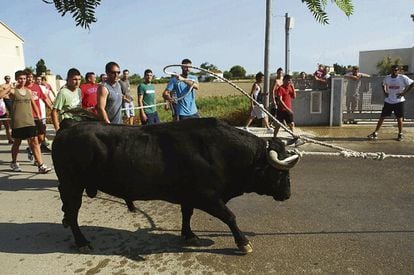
left=341, top=76, right=414, bottom=123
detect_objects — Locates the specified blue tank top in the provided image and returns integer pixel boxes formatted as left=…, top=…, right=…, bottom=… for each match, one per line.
left=103, top=81, right=123, bottom=124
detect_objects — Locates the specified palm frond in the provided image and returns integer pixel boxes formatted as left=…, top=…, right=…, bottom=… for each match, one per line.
left=41, top=0, right=101, bottom=29
left=302, top=0, right=353, bottom=24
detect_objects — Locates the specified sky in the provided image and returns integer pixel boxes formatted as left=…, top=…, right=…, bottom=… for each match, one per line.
left=1, top=0, right=413, bottom=78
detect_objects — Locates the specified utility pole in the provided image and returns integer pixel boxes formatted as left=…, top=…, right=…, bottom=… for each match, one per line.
left=285, top=13, right=294, bottom=74
left=263, top=0, right=272, bottom=108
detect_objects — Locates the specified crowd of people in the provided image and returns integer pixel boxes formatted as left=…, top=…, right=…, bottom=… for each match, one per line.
left=241, top=64, right=414, bottom=143
left=0, top=58, right=201, bottom=173
left=1, top=61, right=414, bottom=174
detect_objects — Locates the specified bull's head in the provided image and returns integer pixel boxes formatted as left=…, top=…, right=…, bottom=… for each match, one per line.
left=261, top=137, right=300, bottom=201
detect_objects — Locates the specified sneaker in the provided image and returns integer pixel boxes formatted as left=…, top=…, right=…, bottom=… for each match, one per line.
left=42, top=139, right=50, bottom=147
left=38, top=163, right=52, bottom=174
left=367, top=132, right=378, bottom=140
left=10, top=162, right=21, bottom=172
left=26, top=147, right=33, bottom=161
left=40, top=144, right=51, bottom=152
left=397, top=133, right=404, bottom=141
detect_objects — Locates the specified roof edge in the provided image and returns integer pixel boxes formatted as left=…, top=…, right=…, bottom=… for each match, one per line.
left=0, top=21, right=24, bottom=42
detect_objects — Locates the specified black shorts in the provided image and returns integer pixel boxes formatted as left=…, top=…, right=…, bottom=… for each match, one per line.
left=34, top=119, right=47, bottom=135
left=276, top=110, right=294, bottom=124
left=12, top=126, right=38, bottom=139
left=381, top=102, right=404, bottom=118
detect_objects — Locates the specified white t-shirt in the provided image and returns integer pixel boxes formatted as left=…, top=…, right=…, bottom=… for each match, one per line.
left=38, top=85, right=48, bottom=119
left=382, top=74, right=414, bottom=104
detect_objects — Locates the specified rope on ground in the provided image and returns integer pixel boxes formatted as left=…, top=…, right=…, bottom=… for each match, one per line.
left=287, top=149, right=414, bottom=160
left=164, top=64, right=414, bottom=160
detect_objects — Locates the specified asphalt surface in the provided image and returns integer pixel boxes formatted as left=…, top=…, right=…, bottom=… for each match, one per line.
left=0, top=123, right=413, bottom=274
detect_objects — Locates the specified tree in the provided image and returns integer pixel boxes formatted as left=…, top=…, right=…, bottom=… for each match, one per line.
left=200, top=62, right=220, bottom=82
left=229, top=65, right=247, bottom=79
left=200, top=62, right=218, bottom=72
left=376, top=56, right=402, bottom=76
left=333, top=63, right=350, bottom=75
left=42, top=0, right=353, bottom=29
left=128, top=73, right=142, bottom=85
left=36, top=59, right=48, bottom=76
left=223, top=71, right=232, bottom=79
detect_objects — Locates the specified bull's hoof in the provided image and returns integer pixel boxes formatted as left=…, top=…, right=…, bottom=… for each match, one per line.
left=237, top=241, right=253, bottom=254
left=62, top=218, right=69, bottom=228
left=182, top=235, right=201, bottom=246
left=78, top=243, right=93, bottom=253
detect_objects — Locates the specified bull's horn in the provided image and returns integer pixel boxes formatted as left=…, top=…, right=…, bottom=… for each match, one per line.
left=268, top=150, right=300, bottom=170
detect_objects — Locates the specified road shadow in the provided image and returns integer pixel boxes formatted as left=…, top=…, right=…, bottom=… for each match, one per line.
left=1, top=222, right=412, bottom=261
left=0, top=175, right=58, bottom=191
left=0, top=222, right=243, bottom=260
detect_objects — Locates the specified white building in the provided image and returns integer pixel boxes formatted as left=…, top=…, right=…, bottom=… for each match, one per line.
left=359, top=47, right=414, bottom=75
left=0, top=21, right=25, bottom=81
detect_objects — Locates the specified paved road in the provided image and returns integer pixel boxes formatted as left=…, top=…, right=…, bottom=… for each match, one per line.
left=0, top=124, right=413, bottom=274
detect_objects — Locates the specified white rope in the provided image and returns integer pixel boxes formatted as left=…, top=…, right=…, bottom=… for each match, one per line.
left=163, top=64, right=414, bottom=160
left=287, top=149, right=414, bottom=160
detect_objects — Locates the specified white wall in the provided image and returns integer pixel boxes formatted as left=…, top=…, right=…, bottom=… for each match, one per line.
left=359, top=47, right=414, bottom=75
left=0, top=22, right=25, bottom=82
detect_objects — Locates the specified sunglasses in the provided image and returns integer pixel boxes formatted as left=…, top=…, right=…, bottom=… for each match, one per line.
left=109, top=71, right=121, bottom=74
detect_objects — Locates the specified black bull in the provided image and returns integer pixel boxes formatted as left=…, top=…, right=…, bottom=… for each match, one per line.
left=52, top=118, right=299, bottom=253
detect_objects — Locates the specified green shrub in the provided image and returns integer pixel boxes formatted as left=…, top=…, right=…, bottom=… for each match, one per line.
left=154, top=95, right=251, bottom=126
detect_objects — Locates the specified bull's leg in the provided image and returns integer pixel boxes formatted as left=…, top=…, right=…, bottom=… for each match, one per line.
left=125, top=199, right=137, bottom=212
left=199, top=200, right=252, bottom=254
left=180, top=204, right=200, bottom=245
left=58, top=184, right=91, bottom=251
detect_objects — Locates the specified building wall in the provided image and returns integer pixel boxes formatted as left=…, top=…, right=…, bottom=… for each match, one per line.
left=359, top=47, right=414, bottom=75
left=0, top=22, right=25, bottom=81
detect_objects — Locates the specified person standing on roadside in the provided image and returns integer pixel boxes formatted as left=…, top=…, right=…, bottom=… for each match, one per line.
left=0, top=75, right=13, bottom=144
left=119, top=69, right=135, bottom=125
left=41, top=76, right=56, bottom=102
left=97, top=62, right=123, bottom=124
left=163, top=58, right=200, bottom=121
left=80, top=72, right=98, bottom=114
left=99, top=74, right=107, bottom=85
left=51, top=68, right=82, bottom=131
left=367, top=65, right=414, bottom=141
left=1, top=75, right=14, bottom=114
left=244, top=72, right=273, bottom=133
left=274, top=75, right=297, bottom=137
left=313, top=64, right=328, bottom=90
left=138, top=69, right=160, bottom=125
left=25, top=70, right=52, bottom=156
left=271, top=68, right=284, bottom=117
left=344, top=66, right=370, bottom=117
left=0, top=70, right=51, bottom=173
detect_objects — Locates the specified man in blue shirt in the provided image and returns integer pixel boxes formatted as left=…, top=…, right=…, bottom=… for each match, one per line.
left=163, top=59, right=200, bottom=120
